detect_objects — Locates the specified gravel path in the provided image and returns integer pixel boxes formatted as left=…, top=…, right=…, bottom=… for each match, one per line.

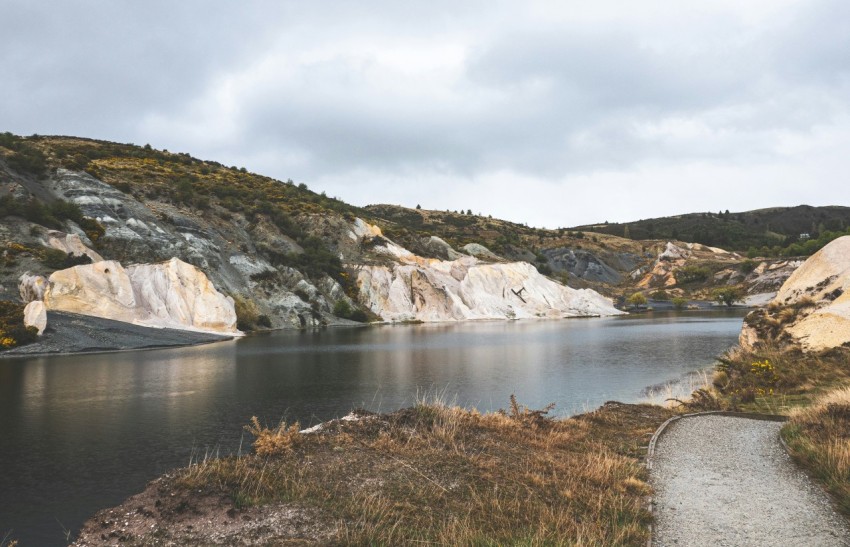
left=650, top=414, right=850, bottom=546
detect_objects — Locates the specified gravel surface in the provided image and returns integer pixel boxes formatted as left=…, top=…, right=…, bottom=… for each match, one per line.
left=651, top=415, right=850, bottom=546
left=0, top=311, right=230, bottom=357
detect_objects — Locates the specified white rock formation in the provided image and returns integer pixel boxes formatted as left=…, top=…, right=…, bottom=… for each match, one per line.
left=46, top=231, right=103, bottom=262
left=351, top=219, right=621, bottom=322
left=740, top=236, right=850, bottom=352
left=41, top=258, right=238, bottom=334
left=773, top=236, right=850, bottom=352
left=23, top=301, right=46, bottom=335
left=19, top=273, right=48, bottom=303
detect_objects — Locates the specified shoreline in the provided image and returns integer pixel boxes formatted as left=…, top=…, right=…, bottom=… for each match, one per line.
left=0, top=311, right=234, bottom=359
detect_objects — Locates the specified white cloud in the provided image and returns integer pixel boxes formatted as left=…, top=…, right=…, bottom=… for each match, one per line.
left=2, top=0, right=848, bottom=227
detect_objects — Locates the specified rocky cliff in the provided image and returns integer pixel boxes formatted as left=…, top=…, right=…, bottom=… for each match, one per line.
left=25, top=258, right=238, bottom=334
left=352, top=223, right=621, bottom=321
left=740, top=236, right=850, bottom=352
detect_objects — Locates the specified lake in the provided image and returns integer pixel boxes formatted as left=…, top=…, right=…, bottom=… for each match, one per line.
left=0, top=310, right=746, bottom=545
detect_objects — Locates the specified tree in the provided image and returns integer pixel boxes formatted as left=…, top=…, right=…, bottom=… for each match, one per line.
left=627, top=292, right=648, bottom=309
left=671, top=297, right=688, bottom=310
left=415, top=204, right=421, bottom=210
left=623, top=225, right=631, bottom=239
left=712, top=287, right=744, bottom=307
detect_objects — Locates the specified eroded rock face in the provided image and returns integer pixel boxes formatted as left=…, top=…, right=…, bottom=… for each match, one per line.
left=23, top=301, right=46, bottom=335
left=42, top=258, right=238, bottom=334
left=740, top=236, right=850, bottom=352
left=353, top=224, right=621, bottom=322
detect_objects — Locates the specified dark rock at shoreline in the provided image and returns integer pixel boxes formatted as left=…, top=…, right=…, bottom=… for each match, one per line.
left=1, top=311, right=231, bottom=357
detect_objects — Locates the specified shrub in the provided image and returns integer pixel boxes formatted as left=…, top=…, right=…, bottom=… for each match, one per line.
left=0, top=301, right=39, bottom=349
left=334, top=300, right=369, bottom=322
left=244, top=416, right=301, bottom=457
left=650, top=290, right=669, bottom=301
left=42, top=249, right=92, bottom=270
left=671, top=297, right=688, bottom=310
left=257, top=315, right=272, bottom=328
left=739, top=259, right=757, bottom=274
left=78, top=217, right=105, bottom=243
left=675, top=265, right=710, bottom=284
left=333, top=299, right=352, bottom=318
left=233, top=295, right=260, bottom=331
left=712, top=287, right=744, bottom=307
left=627, top=292, right=647, bottom=309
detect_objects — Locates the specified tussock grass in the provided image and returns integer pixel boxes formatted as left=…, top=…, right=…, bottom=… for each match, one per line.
left=173, top=398, right=672, bottom=545
left=782, top=387, right=850, bottom=517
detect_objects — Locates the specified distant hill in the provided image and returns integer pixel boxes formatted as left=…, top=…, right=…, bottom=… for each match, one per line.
left=572, top=205, right=850, bottom=253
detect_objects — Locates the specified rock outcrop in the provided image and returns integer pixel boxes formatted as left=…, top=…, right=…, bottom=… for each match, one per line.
left=38, top=258, right=238, bottom=334
left=353, top=223, right=621, bottom=322
left=19, top=273, right=47, bottom=303
left=636, top=242, right=741, bottom=289
left=23, top=301, right=46, bottom=335
left=46, top=231, right=103, bottom=262
left=740, top=236, right=850, bottom=352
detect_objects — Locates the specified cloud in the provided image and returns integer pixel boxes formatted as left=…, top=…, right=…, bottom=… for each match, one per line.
left=2, top=0, right=849, bottom=227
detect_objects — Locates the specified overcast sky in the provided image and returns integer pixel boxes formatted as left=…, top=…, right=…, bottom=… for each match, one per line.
left=2, top=1, right=849, bottom=227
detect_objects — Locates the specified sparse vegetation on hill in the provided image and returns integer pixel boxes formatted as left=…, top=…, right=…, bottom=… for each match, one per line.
left=574, top=206, right=850, bottom=253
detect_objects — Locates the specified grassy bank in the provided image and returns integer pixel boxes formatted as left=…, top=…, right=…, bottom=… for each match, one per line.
left=76, top=399, right=673, bottom=545
left=782, top=388, right=850, bottom=517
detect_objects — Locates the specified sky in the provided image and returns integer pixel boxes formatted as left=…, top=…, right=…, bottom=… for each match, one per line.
left=2, top=0, right=849, bottom=228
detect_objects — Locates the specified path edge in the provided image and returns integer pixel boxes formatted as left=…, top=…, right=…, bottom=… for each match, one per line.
left=643, top=410, right=787, bottom=547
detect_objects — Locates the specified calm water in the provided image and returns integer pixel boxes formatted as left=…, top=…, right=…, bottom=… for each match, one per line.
left=0, top=311, right=745, bottom=545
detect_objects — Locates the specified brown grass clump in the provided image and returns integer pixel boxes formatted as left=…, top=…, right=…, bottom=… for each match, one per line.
left=169, top=398, right=673, bottom=545
left=244, top=416, right=302, bottom=457
left=782, top=387, right=850, bottom=517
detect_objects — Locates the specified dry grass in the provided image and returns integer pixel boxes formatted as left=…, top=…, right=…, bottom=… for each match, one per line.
left=782, top=387, right=850, bottom=517
left=170, top=399, right=673, bottom=545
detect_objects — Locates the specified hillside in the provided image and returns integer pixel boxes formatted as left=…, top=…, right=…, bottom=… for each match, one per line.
left=573, top=205, right=850, bottom=254
left=0, top=133, right=627, bottom=341
left=0, top=133, right=823, bottom=339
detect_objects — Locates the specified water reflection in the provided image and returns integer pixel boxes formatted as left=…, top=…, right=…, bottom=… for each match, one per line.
left=0, top=311, right=745, bottom=545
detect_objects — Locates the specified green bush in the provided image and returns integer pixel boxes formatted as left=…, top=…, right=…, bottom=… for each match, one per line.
left=42, top=249, right=92, bottom=270
left=333, top=299, right=368, bottom=322
left=0, top=301, right=39, bottom=349
left=676, top=265, right=710, bottom=284
left=671, top=297, right=688, bottom=310
left=650, top=290, right=669, bottom=301
left=712, top=287, right=744, bottom=307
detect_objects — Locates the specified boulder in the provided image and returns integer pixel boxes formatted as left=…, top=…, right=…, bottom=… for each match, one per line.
left=421, top=236, right=463, bottom=261
left=461, top=243, right=500, bottom=260
left=23, top=301, right=46, bottom=335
